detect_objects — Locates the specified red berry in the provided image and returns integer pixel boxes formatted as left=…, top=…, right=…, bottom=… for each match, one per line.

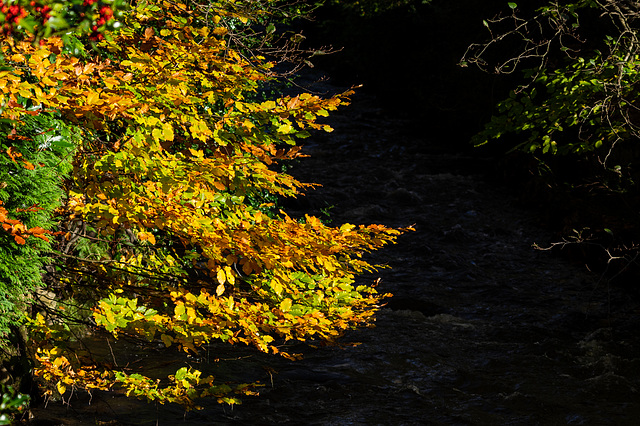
left=100, top=6, right=113, bottom=18
left=30, top=1, right=35, bottom=6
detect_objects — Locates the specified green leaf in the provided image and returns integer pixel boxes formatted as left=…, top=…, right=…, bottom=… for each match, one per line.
left=174, top=367, right=188, bottom=381
left=508, top=2, right=517, bottom=9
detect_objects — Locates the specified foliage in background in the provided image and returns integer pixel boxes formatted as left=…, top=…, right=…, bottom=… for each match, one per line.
left=326, top=0, right=432, bottom=16
left=461, top=0, right=640, bottom=276
left=0, top=0, right=127, bottom=41
left=0, top=385, right=29, bottom=424
left=0, top=0, right=406, bottom=410
left=462, top=1, right=640, bottom=169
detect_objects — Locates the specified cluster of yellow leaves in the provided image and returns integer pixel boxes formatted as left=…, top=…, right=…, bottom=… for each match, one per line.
left=29, top=314, right=114, bottom=398
left=30, top=313, right=253, bottom=410
left=14, top=0, right=409, bottom=408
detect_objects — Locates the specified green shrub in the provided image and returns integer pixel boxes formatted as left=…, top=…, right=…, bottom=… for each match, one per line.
left=0, top=113, right=76, bottom=335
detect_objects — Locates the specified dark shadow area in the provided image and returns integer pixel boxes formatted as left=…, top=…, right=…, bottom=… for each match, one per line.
left=300, top=0, right=519, bottom=151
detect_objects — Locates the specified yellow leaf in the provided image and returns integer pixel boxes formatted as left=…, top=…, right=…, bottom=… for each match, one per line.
left=242, top=119, right=255, bottom=131
left=277, top=123, right=292, bottom=134
left=213, top=27, right=228, bottom=36
left=103, top=77, right=119, bottom=89
left=224, top=266, right=235, bottom=285
left=152, top=128, right=162, bottom=142
left=85, top=91, right=100, bottom=105
left=280, top=298, right=292, bottom=312
left=175, top=302, right=185, bottom=317
left=216, top=268, right=226, bottom=285
left=56, top=381, right=67, bottom=395
left=163, top=123, right=174, bottom=141
left=272, top=279, right=283, bottom=296
left=216, top=283, right=225, bottom=296
left=186, top=307, right=196, bottom=322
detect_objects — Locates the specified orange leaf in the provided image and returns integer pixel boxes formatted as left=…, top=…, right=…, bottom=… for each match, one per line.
left=32, top=234, right=50, bottom=242
left=14, top=235, right=26, bottom=245
left=6, top=147, right=21, bottom=163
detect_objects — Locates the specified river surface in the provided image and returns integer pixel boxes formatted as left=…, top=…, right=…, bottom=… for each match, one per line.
left=27, top=74, right=640, bottom=425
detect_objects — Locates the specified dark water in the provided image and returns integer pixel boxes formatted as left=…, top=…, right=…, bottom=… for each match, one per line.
left=27, top=77, right=640, bottom=425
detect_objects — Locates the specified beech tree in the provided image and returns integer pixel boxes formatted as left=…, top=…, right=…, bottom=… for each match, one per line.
left=0, top=0, right=407, bottom=411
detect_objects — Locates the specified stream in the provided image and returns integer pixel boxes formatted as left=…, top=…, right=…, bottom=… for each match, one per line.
left=27, top=73, right=640, bottom=425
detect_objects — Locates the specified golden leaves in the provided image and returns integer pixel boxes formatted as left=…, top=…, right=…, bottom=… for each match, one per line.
left=15, top=0, right=406, bottom=410
left=137, top=231, right=156, bottom=244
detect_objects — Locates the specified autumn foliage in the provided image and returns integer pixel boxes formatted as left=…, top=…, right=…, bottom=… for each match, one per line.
left=0, top=0, right=406, bottom=409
